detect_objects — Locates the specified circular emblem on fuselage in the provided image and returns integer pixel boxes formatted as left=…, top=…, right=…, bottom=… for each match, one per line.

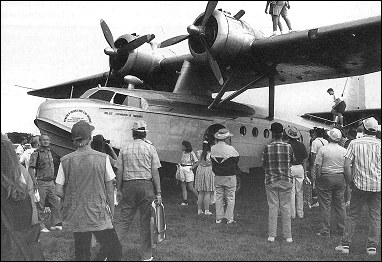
left=64, top=109, right=92, bottom=123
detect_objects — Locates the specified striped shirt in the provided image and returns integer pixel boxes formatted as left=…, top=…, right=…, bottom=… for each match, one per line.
left=345, top=135, right=381, bottom=192
left=262, top=141, right=294, bottom=185
left=115, top=139, right=161, bottom=181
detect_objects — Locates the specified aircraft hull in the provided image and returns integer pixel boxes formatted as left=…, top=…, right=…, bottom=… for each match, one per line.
left=34, top=97, right=321, bottom=173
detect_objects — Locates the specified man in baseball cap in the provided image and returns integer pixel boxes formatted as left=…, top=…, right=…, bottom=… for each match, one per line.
left=71, top=120, right=95, bottom=143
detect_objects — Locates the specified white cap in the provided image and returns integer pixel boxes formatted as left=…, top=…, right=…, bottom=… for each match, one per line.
left=363, top=117, right=378, bottom=131
left=327, top=128, right=342, bottom=142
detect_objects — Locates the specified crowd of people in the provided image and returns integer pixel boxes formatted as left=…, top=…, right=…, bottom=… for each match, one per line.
left=1, top=116, right=380, bottom=260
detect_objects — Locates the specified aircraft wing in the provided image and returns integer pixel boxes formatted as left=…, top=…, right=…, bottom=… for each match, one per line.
left=242, top=16, right=381, bottom=90
left=301, top=108, right=381, bottom=127
left=27, top=72, right=114, bottom=99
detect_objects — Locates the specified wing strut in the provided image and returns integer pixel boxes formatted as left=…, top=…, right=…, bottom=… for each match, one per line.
left=208, top=71, right=238, bottom=110
left=267, top=73, right=275, bottom=121
left=217, top=72, right=268, bottom=107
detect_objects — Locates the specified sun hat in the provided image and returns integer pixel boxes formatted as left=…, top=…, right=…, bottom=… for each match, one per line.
left=327, top=128, right=342, bottom=142
left=285, top=126, right=301, bottom=139
left=132, top=120, right=148, bottom=132
left=270, top=122, right=283, bottom=133
left=71, top=120, right=95, bottom=141
left=214, top=128, right=233, bottom=140
left=363, top=117, right=378, bottom=132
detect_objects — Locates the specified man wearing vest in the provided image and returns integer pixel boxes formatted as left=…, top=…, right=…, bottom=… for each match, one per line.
left=28, top=134, right=62, bottom=233
left=55, top=120, right=122, bottom=261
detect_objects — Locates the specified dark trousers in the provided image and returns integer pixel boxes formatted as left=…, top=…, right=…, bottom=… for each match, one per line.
left=118, top=180, right=155, bottom=260
left=73, top=228, right=122, bottom=261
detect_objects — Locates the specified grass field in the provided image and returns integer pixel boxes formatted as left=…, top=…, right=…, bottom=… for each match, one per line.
left=40, top=175, right=381, bottom=261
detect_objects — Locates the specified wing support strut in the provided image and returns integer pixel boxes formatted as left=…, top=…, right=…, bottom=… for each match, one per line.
left=217, top=72, right=268, bottom=107
left=207, top=71, right=238, bottom=110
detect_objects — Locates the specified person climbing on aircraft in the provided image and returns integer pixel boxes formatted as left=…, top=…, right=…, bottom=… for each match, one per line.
left=327, top=88, right=346, bottom=126
left=265, top=1, right=292, bottom=36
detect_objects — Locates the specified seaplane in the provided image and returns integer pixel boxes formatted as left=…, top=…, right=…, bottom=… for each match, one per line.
left=28, top=1, right=381, bottom=190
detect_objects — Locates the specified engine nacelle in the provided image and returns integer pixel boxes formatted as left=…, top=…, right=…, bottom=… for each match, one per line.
left=188, top=10, right=264, bottom=65
left=110, top=34, right=163, bottom=78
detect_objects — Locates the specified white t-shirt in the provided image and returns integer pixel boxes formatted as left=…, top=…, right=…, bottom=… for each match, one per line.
left=20, top=148, right=36, bottom=168
left=56, top=156, right=115, bottom=185
left=311, top=138, right=329, bottom=154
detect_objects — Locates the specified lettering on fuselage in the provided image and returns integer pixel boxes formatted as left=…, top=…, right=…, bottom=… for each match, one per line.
left=113, top=112, right=143, bottom=118
left=64, top=109, right=91, bottom=123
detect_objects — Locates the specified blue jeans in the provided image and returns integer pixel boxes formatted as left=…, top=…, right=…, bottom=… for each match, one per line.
left=341, top=187, right=381, bottom=248
left=265, top=179, right=293, bottom=238
left=316, top=173, right=346, bottom=235
left=117, top=180, right=155, bottom=260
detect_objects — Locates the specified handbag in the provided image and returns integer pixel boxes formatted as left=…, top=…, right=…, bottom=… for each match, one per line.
left=175, top=165, right=185, bottom=182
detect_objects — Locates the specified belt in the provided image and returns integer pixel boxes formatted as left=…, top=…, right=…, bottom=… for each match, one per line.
left=123, top=179, right=152, bottom=182
left=292, top=163, right=302, bottom=166
left=181, top=164, right=193, bottom=167
left=37, top=178, right=54, bottom=182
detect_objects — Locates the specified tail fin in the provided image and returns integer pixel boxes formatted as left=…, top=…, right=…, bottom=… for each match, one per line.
left=342, top=76, right=366, bottom=110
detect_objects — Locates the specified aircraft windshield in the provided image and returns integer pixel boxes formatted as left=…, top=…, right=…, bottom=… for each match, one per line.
left=83, top=89, right=148, bottom=110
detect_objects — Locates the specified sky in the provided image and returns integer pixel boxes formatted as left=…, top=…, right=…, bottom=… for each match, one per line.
left=1, top=1, right=381, bottom=134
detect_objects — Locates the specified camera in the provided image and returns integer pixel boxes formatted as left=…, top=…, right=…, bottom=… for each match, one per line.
left=104, top=139, right=110, bottom=144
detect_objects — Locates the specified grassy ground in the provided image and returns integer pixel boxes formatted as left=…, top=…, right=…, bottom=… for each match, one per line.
left=40, top=176, right=381, bottom=261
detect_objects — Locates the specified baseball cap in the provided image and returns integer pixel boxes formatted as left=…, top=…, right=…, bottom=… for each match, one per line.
left=363, top=117, right=378, bottom=131
left=327, top=128, right=342, bottom=142
left=71, top=120, right=95, bottom=141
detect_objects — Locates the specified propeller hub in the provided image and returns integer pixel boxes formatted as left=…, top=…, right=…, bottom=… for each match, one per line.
left=104, top=47, right=118, bottom=56
left=187, top=25, right=203, bottom=37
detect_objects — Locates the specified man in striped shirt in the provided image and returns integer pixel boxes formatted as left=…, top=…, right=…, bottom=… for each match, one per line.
left=335, top=117, right=381, bottom=256
left=262, top=122, right=295, bottom=243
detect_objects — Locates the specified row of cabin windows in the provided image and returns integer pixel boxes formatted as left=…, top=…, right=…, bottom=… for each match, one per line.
left=239, top=126, right=270, bottom=139
left=88, top=90, right=142, bottom=109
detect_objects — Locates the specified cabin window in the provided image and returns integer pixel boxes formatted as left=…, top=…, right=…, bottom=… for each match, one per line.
left=252, top=127, right=258, bottom=137
left=264, top=129, right=270, bottom=138
left=122, top=96, right=141, bottom=108
left=88, top=90, right=114, bottom=102
left=240, top=126, right=247, bottom=136
left=113, top=93, right=127, bottom=105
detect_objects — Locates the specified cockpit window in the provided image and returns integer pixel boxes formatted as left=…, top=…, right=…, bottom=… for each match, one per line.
left=124, top=96, right=141, bottom=108
left=88, top=90, right=114, bottom=102
left=113, top=93, right=127, bottom=105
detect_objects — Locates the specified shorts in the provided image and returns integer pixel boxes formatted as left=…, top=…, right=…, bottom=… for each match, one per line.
left=333, top=101, right=346, bottom=113
left=280, top=4, right=288, bottom=17
left=179, top=166, right=195, bottom=183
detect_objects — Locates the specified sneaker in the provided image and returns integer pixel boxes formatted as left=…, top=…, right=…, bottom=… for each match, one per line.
left=335, top=245, right=349, bottom=254
left=216, top=219, right=222, bottom=224
left=286, top=238, right=293, bottom=243
left=197, top=210, right=203, bottom=215
left=316, top=231, right=330, bottom=237
left=142, top=257, right=153, bottom=261
left=311, top=202, right=319, bottom=208
left=180, top=201, right=188, bottom=206
left=366, top=247, right=377, bottom=256
left=267, top=236, right=275, bottom=242
left=204, top=211, right=213, bottom=215
left=227, top=219, right=236, bottom=224
left=50, top=225, right=63, bottom=231
left=41, top=228, right=50, bottom=233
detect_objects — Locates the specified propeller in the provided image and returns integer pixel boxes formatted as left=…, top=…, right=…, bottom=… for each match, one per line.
left=157, top=1, right=224, bottom=85
left=100, top=19, right=155, bottom=57
left=100, top=19, right=155, bottom=86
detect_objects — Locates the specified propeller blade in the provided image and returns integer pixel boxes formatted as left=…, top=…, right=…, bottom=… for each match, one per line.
left=117, top=34, right=156, bottom=56
left=202, top=1, right=218, bottom=27
left=100, top=19, right=115, bottom=50
left=157, top=35, right=189, bottom=48
left=200, top=36, right=224, bottom=85
left=233, top=10, right=245, bottom=20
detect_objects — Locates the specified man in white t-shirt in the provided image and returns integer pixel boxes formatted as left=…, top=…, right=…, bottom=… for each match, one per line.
left=55, top=121, right=122, bottom=261
left=20, top=136, right=39, bottom=168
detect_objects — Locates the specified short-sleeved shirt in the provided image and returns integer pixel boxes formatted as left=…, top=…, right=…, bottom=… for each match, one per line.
left=20, top=148, right=36, bottom=169
left=314, top=143, right=347, bottom=174
left=29, top=147, right=55, bottom=180
left=55, top=156, right=115, bottom=185
left=311, top=137, right=329, bottom=154
left=115, top=139, right=161, bottom=181
left=345, top=135, right=381, bottom=192
left=262, top=141, right=294, bottom=185
left=181, top=151, right=198, bottom=166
